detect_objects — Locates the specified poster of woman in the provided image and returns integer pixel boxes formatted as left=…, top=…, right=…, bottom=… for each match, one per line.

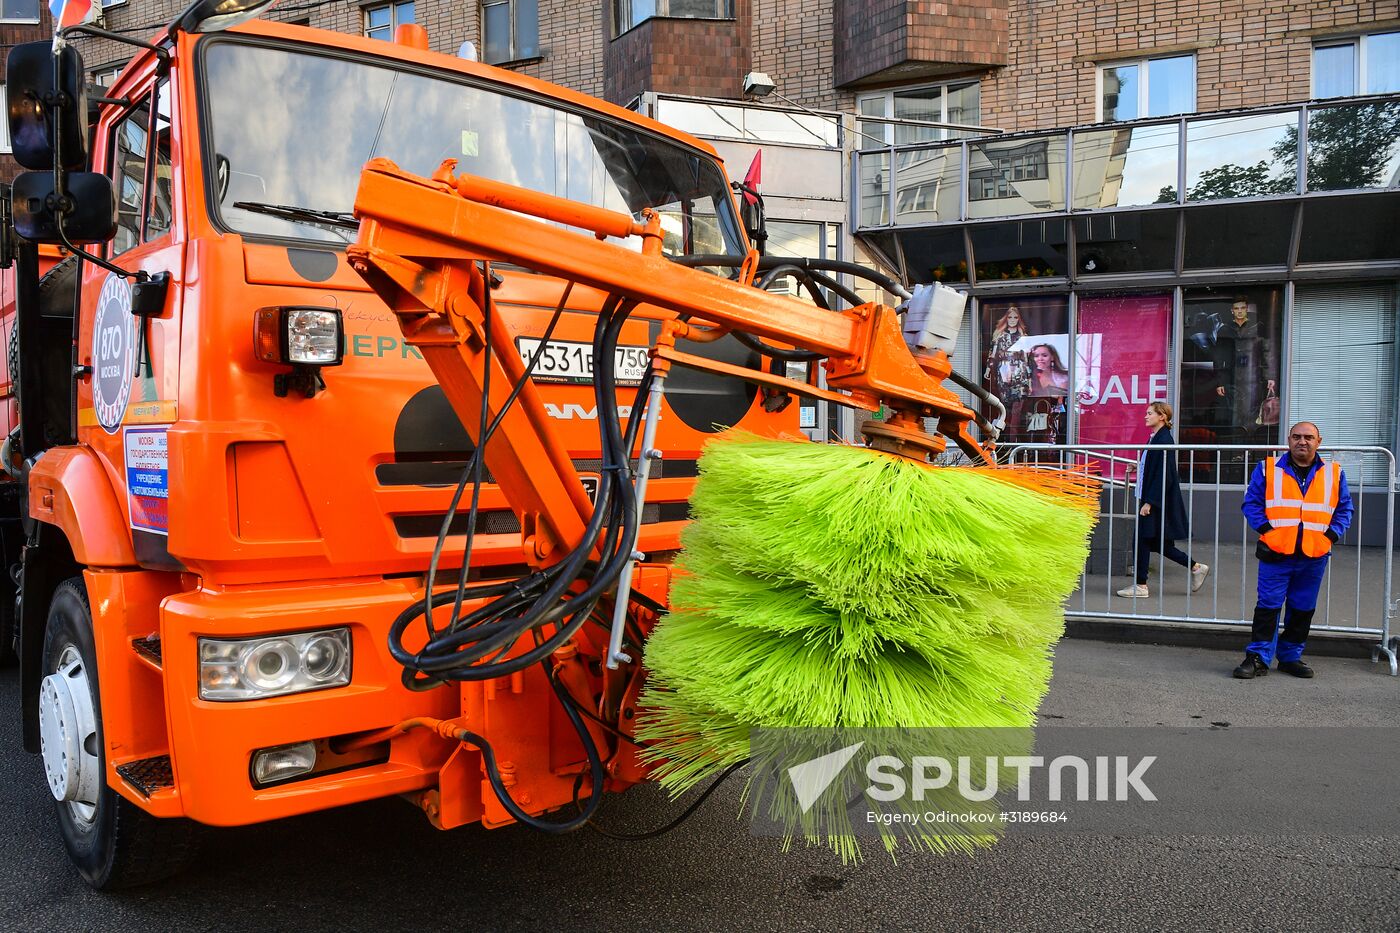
left=980, top=297, right=1069, bottom=445
left=983, top=304, right=1033, bottom=404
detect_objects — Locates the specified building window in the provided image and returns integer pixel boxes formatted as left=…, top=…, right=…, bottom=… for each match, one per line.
left=0, top=86, right=8, bottom=153
left=1098, top=54, right=1195, bottom=122
left=91, top=65, right=124, bottom=92
left=1314, top=32, right=1400, bottom=98
left=857, top=81, right=980, bottom=147
left=364, top=0, right=413, bottom=42
left=1290, top=283, right=1397, bottom=485
left=100, top=0, right=128, bottom=9
left=612, top=0, right=734, bottom=39
left=0, top=0, right=39, bottom=22
left=483, top=0, right=539, bottom=64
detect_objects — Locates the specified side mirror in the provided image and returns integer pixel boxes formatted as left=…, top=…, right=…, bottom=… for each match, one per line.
left=732, top=180, right=767, bottom=256
left=173, top=0, right=279, bottom=34
left=12, top=172, right=118, bottom=244
left=6, top=41, right=89, bottom=171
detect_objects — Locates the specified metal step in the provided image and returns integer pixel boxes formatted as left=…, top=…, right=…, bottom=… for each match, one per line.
left=115, top=755, right=174, bottom=798
left=131, top=634, right=162, bottom=669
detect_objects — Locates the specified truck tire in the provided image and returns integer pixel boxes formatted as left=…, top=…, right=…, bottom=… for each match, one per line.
left=40, top=577, right=199, bottom=889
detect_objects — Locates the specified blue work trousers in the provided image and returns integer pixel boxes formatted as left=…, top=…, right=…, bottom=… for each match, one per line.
left=1246, top=556, right=1328, bottom=665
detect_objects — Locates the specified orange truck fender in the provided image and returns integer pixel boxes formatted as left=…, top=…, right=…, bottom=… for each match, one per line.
left=28, top=446, right=137, bottom=567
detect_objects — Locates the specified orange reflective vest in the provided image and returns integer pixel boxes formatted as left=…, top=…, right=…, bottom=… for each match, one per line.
left=1260, top=457, right=1342, bottom=558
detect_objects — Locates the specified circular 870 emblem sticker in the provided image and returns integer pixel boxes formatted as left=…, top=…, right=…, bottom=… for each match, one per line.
left=92, top=273, right=135, bottom=435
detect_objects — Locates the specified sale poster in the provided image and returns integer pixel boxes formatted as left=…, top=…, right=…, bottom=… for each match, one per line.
left=1074, top=294, right=1172, bottom=478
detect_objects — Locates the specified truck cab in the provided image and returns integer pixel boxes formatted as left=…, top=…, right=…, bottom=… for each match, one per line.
left=4, top=9, right=799, bottom=888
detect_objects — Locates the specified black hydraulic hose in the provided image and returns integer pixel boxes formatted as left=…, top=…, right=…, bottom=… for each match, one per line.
left=729, top=329, right=823, bottom=363
left=797, top=268, right=864, bottom=309
left=761, top=266, right=831, bottom=311
left=397, top=294, right=648, bottom=683
left=580, top=761, right=748, bottom=841
left=755, top=262, right=863, bottom=310
left=449, top=659, right=607, bottom=834
left=392, top=298, right=615, bottom=685
left=671, top=254, right=911, bottom=300
left=944, top=368, right=1006, bottom=440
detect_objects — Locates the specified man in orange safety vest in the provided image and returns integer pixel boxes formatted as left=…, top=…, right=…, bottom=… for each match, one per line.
left=1234, top=422, right=1353, bottom=679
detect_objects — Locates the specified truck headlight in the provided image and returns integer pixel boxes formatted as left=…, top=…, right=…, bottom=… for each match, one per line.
left=199, top=628, right=352, bottom=701
left=254, top=306, right=344, bottom=366
left=254, top=306, right=343, bottom=399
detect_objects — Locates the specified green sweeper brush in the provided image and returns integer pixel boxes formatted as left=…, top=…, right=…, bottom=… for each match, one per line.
left=637, top=432, right=1099, bottom=862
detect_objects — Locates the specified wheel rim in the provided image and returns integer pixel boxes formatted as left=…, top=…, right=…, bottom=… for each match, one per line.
left=38, top=644, right=101, bottom=827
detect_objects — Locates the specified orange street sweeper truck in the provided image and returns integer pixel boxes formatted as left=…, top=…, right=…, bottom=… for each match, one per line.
left=0, top=3, right=1004, bottom=888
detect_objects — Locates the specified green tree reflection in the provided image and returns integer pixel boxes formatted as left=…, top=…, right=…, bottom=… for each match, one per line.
left=1156, top=101, right=1400, bottom=200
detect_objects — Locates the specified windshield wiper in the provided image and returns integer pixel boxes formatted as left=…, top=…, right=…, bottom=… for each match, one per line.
left=232, top=200, right=359, bottom=231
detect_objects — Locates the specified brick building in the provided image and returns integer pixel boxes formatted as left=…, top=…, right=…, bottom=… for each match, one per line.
left=5, top=0, right=1399, bottom=485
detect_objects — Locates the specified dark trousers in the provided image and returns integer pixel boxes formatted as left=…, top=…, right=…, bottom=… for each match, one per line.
left=1246, top=556, right=1328, bottom=665
left=1134, top=524, right=1192, bottom=585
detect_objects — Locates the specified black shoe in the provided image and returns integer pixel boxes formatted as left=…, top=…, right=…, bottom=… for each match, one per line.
left=1278, top=659, right=1315, bottom=678
left=1233, top=653, right=1269, bottom=679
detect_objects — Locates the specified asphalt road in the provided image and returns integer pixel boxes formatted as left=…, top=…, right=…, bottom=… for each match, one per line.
left=3, top=638, right=1399, bottom=932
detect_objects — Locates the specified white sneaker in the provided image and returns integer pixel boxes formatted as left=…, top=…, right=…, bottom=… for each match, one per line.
left=1116, top=584, right=1149, bottom=598
left=1191, top=563, right=1210, bottom=593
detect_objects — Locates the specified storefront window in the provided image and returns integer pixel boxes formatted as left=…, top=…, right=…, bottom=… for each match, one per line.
left=970, top=218, right=1069, bottom=280
left=1074, top=293, right=1173, bottom=479
left=980, top=296, right=1070, bottom=447
left=1179, top=286, right=1283, bottom=483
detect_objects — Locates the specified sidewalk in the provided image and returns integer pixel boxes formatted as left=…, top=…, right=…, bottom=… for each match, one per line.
left=1067, top=541, right=1398, bottom=663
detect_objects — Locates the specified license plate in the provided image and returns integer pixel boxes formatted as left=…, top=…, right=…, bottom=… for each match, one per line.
left=516, top=338, right=650, bottom=385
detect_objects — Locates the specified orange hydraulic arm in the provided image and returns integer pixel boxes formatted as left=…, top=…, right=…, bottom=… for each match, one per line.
left=348, top=158, right=991, bottom=565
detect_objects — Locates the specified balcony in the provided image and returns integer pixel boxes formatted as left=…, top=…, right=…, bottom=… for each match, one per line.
left=854, top=95, right=1400, bottom=286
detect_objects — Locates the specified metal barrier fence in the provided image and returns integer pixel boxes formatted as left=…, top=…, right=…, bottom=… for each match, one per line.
left=1005, top=444, right=1399, bottom=675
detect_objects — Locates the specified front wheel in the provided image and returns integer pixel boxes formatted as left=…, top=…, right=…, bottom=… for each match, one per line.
left=40, top=577, right=199, bottom=889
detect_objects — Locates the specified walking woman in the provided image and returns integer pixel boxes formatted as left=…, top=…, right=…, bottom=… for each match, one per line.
left=1118, top=402, right=1211, bottom=597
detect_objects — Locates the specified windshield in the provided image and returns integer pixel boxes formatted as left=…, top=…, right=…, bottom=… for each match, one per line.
left=199, top=39, right=746, bottom=258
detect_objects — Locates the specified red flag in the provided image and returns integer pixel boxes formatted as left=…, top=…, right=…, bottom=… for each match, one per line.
left=50, top=0, right=94, bottom=30
left=742, top=150, right=762, bottom=205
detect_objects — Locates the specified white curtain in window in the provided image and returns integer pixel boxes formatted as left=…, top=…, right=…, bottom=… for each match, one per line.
left=1289, top=283, right=1398, bottom=485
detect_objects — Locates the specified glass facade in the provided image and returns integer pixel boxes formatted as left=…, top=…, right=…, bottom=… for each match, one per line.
left=1184, top=111, right=1297, bottom=201
left=966, top=135, right=1067, bottom=218
left=1070, top=123, right=1179, bottom=210
left=655, top=98, right=840, bottom=147
left=858, top=97, right=1400, bottom=474
left=894, top=146, right=961, bottom=224
left=856, top=93, right=1400, bottom=230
